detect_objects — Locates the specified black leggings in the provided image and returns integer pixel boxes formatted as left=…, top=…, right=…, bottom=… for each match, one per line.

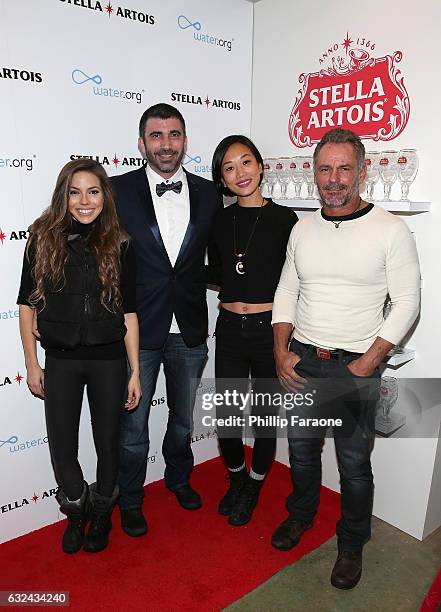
left=215, top=309, right=277, bottom=476
left=44, top=356, right=127, bottom=500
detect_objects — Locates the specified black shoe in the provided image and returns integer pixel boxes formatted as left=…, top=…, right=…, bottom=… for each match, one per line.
left=56, top=482, right=89, bottom=554
left=271, top=515, right=312, bottom=551
left=120, top=508, right=148, bottom=537
left=172, top=485, right=202, bottom=510
left=330, top=550, right=363, bottom=589
left=83, top=484, right=118, bottom=553
left=228, top=477, right=262, bottom=526
left=218, top=469, right=248, bottom=516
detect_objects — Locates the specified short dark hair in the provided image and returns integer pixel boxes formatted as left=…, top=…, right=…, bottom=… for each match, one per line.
left=313, top=128, right=365, bottom=172
left=139, top=103, right=186, bottom=138
left=211, top=135, right=264, bottom=196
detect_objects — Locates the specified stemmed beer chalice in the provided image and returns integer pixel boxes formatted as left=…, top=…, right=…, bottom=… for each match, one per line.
left=302, top=156, right=315, bottom=199
left=289, top=157, right=305, bottom=199
left=364, top=151, right=381, bottom=201
left=398, top=149, right=419, bottom=201
left=379, top=150, right=399, bottom=201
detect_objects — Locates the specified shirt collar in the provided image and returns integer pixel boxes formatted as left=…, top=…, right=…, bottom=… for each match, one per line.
left=146, top=164, right=185, bottom=186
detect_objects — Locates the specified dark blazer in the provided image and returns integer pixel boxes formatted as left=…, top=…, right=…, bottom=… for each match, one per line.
left=112, top=167, right=219, bottom=349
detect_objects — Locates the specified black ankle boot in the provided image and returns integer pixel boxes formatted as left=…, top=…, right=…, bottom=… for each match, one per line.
left=56, top=482, right=89, bottom=554
left=83, top=483, right=118, bottom=553
left=229, top=476, right=263, bottom=526
left=218, top=468, right=248, bottom=516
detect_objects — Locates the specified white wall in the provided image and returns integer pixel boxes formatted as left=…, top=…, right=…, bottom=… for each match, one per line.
left=0, top=0, right=253, bottom=543
left=253, top=0, right=441, bottom=539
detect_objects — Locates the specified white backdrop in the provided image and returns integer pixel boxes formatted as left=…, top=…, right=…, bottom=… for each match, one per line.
left=251, top=0, right=441, bottom=540
left=0, top=0, right=253, bottom=543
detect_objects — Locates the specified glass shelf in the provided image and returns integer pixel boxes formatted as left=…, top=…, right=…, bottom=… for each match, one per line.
left=273, top=199, right=431, bottom=213
left=384, top=348, right=415, bottom=367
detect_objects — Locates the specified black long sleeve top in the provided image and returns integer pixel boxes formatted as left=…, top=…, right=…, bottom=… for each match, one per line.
left=207, top=199, right=298, bottom=303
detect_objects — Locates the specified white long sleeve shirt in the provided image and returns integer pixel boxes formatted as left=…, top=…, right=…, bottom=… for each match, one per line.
left=272, top=205, right=420, bottom=353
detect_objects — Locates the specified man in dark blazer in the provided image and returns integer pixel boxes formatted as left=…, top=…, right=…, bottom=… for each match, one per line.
left=112, top=103, right=219, bottom=536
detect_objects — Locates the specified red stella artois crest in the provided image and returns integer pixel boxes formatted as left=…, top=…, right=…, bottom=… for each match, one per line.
left=288, top=33, right=410, bottom=147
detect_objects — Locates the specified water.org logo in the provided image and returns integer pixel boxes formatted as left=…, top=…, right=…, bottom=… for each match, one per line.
left=0, top=67, right=42, bottom=84
left=58, top=1, right=155, bottom=25
left=183, top=153, right=211, bottom=175
left=71, top=68, right=144, bottom=104
left=1, top=434, right=48, bottom=454
left=0, top=155, right=35, bottom=171
left=178, top=14, right=233, bottom=52
left=0, top=307, right=19, bottom=322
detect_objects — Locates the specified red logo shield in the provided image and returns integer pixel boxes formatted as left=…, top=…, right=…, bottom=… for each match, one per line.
left=288, top=39, right=410, bottom=148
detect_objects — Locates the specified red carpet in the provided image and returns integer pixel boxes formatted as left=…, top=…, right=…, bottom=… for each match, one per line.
left=0, top=456, right=340, bottom=611
left=421, top=567, right=441, bottom=612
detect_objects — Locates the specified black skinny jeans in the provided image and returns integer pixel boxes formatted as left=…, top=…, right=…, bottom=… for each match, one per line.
left=44, top=356, right=127, bottom=500
left=215, top=309, right=277, bottom=475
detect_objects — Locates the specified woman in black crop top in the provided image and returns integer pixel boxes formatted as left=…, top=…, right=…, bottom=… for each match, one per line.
left=209, top=135, right=298, bottom=526
left=17, top=159, right=140, bottom=554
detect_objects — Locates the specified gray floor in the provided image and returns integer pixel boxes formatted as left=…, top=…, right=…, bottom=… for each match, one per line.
left=225, top=518, right=441, bottom=612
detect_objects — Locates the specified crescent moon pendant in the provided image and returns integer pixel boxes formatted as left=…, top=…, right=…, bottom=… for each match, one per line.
left=236, top=261, right=245, bottom=275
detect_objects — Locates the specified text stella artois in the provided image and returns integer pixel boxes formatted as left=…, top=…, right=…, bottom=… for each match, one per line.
left=307, top=76, right=385, bottom=129
left=288, top=36, right=410, bottom=147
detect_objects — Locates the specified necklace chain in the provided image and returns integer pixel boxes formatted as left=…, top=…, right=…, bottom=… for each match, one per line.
left=233, top=197, right=265, bottom=257
left=330, top=197, right=362, bottom=228
left=233, top=197, right=265, bottom=275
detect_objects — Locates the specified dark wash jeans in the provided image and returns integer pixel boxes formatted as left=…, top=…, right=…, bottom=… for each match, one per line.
left=118, top=334, right=207, bottom=510
left=286, top=338, right=380, bottom=552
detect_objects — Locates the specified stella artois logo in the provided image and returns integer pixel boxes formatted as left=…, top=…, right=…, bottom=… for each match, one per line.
left=288, top=33, right=410, bottom=147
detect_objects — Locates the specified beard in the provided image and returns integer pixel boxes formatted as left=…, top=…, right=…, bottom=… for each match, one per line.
left=318, top=179, right=359, bottom=209
left=144, top=142, right=185, bottom=176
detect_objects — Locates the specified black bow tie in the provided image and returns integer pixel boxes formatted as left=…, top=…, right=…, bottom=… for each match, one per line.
left=156, top=180, right=183, bottom=197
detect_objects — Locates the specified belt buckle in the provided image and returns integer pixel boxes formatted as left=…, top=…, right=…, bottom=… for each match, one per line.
left=316, top=347, right=331, bottom=360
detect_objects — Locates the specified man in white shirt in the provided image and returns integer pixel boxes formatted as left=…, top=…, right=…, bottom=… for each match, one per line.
left=112, top=104, right=219, bottom=536
left=270, top=128, right=420, bottom=589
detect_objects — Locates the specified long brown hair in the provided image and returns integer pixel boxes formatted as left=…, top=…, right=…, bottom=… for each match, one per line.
left=28, top=159, right=127, bottom=311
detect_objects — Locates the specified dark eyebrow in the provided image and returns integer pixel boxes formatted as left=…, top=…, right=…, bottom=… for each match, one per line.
left=148, top=129, right=182, bottom=137
left=222, top=153, right=253, bottom=167
left=70, top=184, right=101, bottom=190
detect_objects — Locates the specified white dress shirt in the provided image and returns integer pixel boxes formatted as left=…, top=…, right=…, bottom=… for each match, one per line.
left=146, top=164, right=190, bottom=334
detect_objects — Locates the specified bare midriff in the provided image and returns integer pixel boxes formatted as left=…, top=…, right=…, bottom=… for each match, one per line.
left=221, top=302, right=273, bottom=314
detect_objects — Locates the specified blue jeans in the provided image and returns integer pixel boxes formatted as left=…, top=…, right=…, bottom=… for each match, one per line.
left=118, top=334, right=208, bottom=510
left=286, top=338, right=380, bottom=552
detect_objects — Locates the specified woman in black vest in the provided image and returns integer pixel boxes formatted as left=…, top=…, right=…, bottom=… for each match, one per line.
left=209, top=136, right=298, bottom=526
left=18, top=159, right=140, bottom=554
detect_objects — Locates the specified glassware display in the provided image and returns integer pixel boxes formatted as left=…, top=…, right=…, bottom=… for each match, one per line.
left=263, top=158, right=278, bottom=197
left=375, top=376, right=406, bottom=436
left=263, top=147, right=420, bottom=204
left=302, top=156, right=315, bottom=199
left=398, top=149, right=419, bottom=201
left=364, top=151, right=381, bottom=201
left=276, top=158, right=291, bottom=199
left=261, top=161, right=270, bottom=197
left=379, top=150, right=399, bottom=201
left=289, top=157, right=305, bottom=199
